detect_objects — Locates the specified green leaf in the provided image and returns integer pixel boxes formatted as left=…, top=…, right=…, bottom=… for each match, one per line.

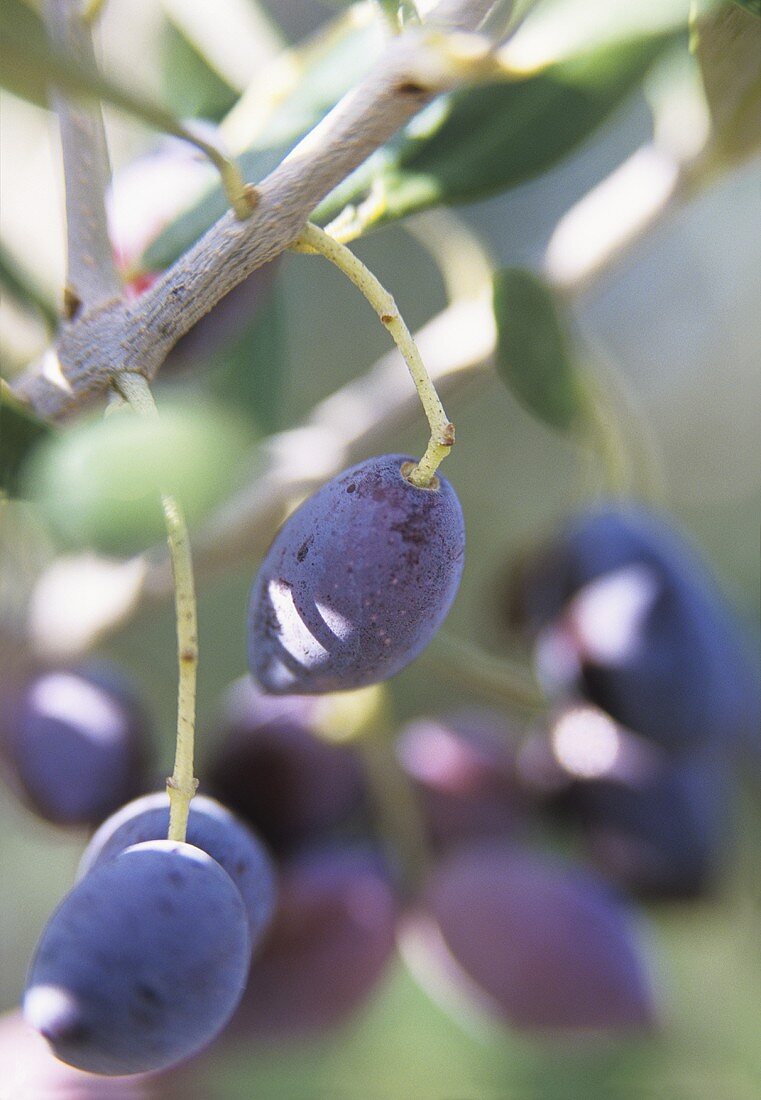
left=492, top=269, right=587, bottom=433
left=160, top=19, right=238, bottom=122
left=0, top=241, right=58, bottom=331
left=206, top=276, right=287, bottom=435
left=0, top=382, right=52, bottom=497
left=695, top=3, right=761, bottom=165
left=316, top=30, right=681, bottom=228
left=0, top=0, right=55, bottom=108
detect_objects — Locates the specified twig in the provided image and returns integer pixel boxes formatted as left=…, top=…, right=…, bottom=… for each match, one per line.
left=290, top=222, right=454, bottom=485
left=424, top=631, right=546, bottom=713
left=25, top=130, right=690, bottom=653
left=44, top=0, right=121, bottom=315
left=11, top=0, right=502, bottom=420
left=115, top=374, right=198, bottom=844
left=44, top=0, right=200, bottom=842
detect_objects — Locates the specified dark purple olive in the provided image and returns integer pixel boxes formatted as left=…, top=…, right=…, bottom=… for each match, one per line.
left=228, top=846, right=399, bottom=1041
left=509, top=503, right=758, bottom=754
left=396, top=709, right=528, bottom=849
left=402, top=841, right=655, bottom=1032
left=0, top=661, right=149, bottom=828
left=248, top=454, right=465, bottom=694
left=24, top=841, right=251, bottom=1076
left=204, top=677, right=367, bottom=854
left=519, top=704, right=730, bottom=899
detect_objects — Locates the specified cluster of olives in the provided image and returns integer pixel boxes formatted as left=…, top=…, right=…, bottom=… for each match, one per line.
left=1, top=454, right=465, bottom=1081
left=507, top=503, right=759, bottom=900
left=2, top=461, right=757, bottom=1087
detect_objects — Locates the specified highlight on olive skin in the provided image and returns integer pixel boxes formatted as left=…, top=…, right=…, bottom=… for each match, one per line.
left=247, top=454, right=465, bottom=695
left=24, top=841, right=252, bottom=1077
left=0, top=662, right=149, bottom=828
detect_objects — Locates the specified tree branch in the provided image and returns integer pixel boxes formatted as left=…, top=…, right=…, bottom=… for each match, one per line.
left=11, top=0, right=500, bottom=419
left=44, top=0, right=121, bottom=316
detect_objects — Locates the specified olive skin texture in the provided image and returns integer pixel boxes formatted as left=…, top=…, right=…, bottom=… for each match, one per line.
left=78, top=792, right=277, bottom=943
left=24, top=841, right=251, bottom=1076
left=248, top=454, right=465, bottom=693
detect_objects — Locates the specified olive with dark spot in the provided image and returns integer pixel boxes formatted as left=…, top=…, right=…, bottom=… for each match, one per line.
left=248, top=454, right=465, bottom=693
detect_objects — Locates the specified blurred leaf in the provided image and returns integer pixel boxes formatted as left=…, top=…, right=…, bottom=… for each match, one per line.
left=317, top=31, right=681, bottom=228
left=0, top=241, right=58, bottom=332
left=0, top=382, right=52, bottom=498
left=161, top=0, right=284, bottom=91
left=732, top=0, right=761, bottom=16
left=695, top=3, right=761, bottom=165
left=0, top=0, right=241, bottom=192
left=141, top=10, right=384, bottom=271
left=22, top=400, right=253, bottom=555
left=160, top=19, right=238, bottom=122
left=0, top=0, right=53, bottom=108
left=493, top=269, right=587, bottom=433
left=206, top=276, right=287, bottom=434
left=505, top=0, right=694, bottom=61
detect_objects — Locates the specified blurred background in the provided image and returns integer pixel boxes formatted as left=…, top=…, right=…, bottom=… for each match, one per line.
left=1, top=1, right=760, bottom=1096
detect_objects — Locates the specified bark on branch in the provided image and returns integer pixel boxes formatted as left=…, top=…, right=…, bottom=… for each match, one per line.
left=11, top=0, right=499, bottom=420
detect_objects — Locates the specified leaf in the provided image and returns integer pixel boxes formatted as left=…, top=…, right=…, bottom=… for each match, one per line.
left=0, top=382, right=52, bottom=497
left=160, top=19, right=238, bottom=122
left=161, top=0, right=284, bottom=91
left=0, top=0, right=55, bottom=108
left=732, top=1, right=761, bottom=16
left=0, top=241, right=58, bottom=331
left=695, top=3, right=761, bottom=165
left=492, top=269, right=587, bottom=433
left=316, top=30, right=681, bottom=228
left=205, top=274, right=287, bottom=435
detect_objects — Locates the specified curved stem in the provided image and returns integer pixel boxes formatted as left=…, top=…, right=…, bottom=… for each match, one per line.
left=356, top=725, right=429, bottom=897
left=113, top=372, right=198, bottom=843
left=312, top=686, right=429, bottom=896
left=581, top=375, right=635, bottom=499
left=425, top=631, right=547, bottom=714
left=290, top=221, right=454, bottom=486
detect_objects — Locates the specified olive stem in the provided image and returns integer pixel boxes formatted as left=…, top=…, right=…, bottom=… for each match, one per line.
left=354, top=704, right=430, bottom=897
left=290, top=221, right=454, bottom=486
left=114, top=372, right=199, bottom=842
left=312, top=686, right=429, bottom=893
left=425, top=631, right=548, bottom=714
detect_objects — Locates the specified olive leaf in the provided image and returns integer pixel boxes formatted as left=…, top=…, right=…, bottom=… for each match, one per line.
left=492, top=268, right=588, bottom=434
left=0, top=383, right=52, bottom=498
